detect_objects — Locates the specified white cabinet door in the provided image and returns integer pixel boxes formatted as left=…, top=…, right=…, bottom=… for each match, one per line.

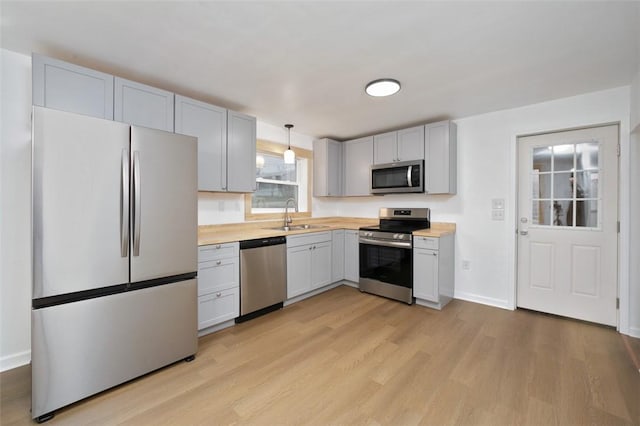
left=413, top=248, right=439, bottom=302
left=227, top=111, right=257, bottom=192
left=425, top=120, right=457, bottom=194
left=311, top=241, right=332, bottom=289
left=32, top=54, right=114, bottom=120
left=313, top=138, right=343, bottom=197
left=114, top=77, right=174, bottom=132
left=287, top=245, right=312, bottom=298
left=344, top=230, right=360, bottom=282
left=198, top=288, right=239, bottom=330
left=332, top=230, right=345, bottom=282
left=175, top=95, right=227, bottom=191
left=397, top=125, right=425, bottom=162
left=343, top=136, right=373, bottom=196
left=373, top=131, right=397, bottom=164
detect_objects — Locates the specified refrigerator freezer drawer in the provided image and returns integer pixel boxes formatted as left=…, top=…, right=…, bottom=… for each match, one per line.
left=31, top=279, right=198, bottom=419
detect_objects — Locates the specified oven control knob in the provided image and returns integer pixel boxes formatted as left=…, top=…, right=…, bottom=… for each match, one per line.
left=393, top=234, right=399, bottom=239
left=397, top=234, right=405, bottom=240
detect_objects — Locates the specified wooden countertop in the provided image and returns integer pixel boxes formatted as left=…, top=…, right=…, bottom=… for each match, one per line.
left=198, top=217, right=455, bottom=246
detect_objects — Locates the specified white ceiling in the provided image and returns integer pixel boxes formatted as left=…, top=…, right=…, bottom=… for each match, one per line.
left=2, top=1, right=639, bottom=140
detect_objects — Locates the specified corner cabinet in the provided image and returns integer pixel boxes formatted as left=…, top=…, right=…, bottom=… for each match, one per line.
left=227, top=111, right=257, bottom=193
left=114, top=77, right=175, bottom=132
left=313, top=138, right=343, bottom=197
left=197, top=242, right=240, bottom=333
left=425, top=121, right=457, bottom=194
left=343, top=136, right=373, bottom=196
left=286, top=232, right=332, bottom=299
left=413, top=234, right=454, bottom=310
left=175, top=95, right=228, bottom=191
left=32, top=53, right=114, bottom=120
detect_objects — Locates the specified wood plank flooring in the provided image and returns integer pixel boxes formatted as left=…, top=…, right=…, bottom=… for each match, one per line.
left=2, top=286, right=639, bottom=425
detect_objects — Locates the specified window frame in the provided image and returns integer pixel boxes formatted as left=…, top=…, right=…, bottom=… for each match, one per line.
left=244, top=139, right=313, bottom=221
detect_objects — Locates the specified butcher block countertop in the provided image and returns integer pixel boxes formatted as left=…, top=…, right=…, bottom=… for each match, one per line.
left=198, top=217, right=456, bottom=246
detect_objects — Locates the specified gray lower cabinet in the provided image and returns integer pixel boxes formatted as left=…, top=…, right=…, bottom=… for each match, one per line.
left=197, top=242, right=240, bottom=331
left=174, top=95, right=228, bottom=191
left=286, top=232, right=332, bottom=299
left=32, top=53, right=114, bottom=120
left=331, top=229, right=345, bottom=282
left=343, top=136, right=373, bottom=196
left=344, top=230, right=360, bottom=282
left=114, top=77, right=175, bottom=132
left=425, top=121, right=457, bottom=194
left=227, top=111, right=257, bottom=193
left=313, top=138, right=343, bottom=197
left=413, top=234, right=454, bottom=309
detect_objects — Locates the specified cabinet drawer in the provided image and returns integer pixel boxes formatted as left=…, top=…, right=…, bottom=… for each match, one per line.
left=198, top=242, right=239, bottom=262
left=198, top=258, right=238, bottom=296
left=198, top=288, right=239, bottom=330
left=414, top=236, right=439, bottom=250
left=286, top=231, right=332, bottom=248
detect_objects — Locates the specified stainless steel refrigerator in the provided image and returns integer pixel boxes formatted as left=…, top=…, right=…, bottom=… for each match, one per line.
left=31, top=106, right=198, bottom=422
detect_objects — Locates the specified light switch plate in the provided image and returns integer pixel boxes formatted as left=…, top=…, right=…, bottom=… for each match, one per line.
left=492, top=198, right=505, bottom=210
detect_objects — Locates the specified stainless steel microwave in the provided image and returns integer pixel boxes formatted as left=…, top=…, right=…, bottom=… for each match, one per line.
left=370, top=160, right=424, bottom=194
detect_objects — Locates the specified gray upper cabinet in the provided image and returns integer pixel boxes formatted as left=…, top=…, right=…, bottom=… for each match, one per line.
left=227, top=111, right=257, bottom=193
left=343, top=136, right=373, bottom=196
left=373, top=126, right=424, bottom=164
left=32, top=53, right=114, bottom=120
left=397, top=125, right=425, bottom=162
left=373, top=131, right=397, bottom=164
left=313, top=138, right=343, bottom=197
left=425, top=120, right=457, bottom=194
left=114, top=77, right=174, bottom=132
left=175, top=95, right=228, bottom=192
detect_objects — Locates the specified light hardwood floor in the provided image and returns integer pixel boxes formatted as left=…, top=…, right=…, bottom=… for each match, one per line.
left=2, top=286, right=639, bottom=425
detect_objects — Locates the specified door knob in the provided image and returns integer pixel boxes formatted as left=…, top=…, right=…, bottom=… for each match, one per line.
left=519, top=230, right=528, bottom=236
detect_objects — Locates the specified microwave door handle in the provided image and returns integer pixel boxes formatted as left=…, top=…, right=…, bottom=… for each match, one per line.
left=407, top=165, right=413, bottom=187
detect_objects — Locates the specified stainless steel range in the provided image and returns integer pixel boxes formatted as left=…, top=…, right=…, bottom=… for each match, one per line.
left=359, top=208, right=430, bottom=304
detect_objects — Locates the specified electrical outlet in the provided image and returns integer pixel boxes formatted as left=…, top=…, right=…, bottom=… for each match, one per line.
left=462, top=260, right=471, bottom=270
left=492, top=209, right=505, bottom=221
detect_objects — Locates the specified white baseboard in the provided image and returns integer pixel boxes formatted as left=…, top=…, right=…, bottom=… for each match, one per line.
left=341, top=281, right=358, bottom=289
left=1, top=350, right=31, bottom=372
left=628, top=327, right=640, bottom=339
left=198, top=319, right=236, bottom=337
left=454, top=291, right=512, bottom=311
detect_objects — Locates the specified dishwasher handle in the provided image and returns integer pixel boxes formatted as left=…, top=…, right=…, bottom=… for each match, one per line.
left=240, top=236, right=286, bottom=250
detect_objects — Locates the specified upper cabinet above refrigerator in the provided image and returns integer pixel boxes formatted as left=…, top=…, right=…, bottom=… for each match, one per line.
left=114, top=77, right=175, bottom=132
left=32, top=53, right=114, bottom=120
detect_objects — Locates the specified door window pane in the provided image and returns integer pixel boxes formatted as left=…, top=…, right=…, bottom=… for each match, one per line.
left=532, top=200, right=551, bottom=225
left=574, top=171, right=598, bottom=198
left=553, top=144, right=574, bottom=172
left=576, top=142, right=599, bottom=170
left=533, top=147, right=552, bottom=172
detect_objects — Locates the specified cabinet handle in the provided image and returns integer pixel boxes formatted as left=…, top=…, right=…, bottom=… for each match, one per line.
left=432, top=253, right=437, bottom=256
left=216, top=260, right=222, bottom=265
left=313, top=245, right=316, bottom=250
left=309, top=247, right=312, bottom=251
left=216, top=244, right=222, bottom=249
left=216, top=292, right=221, bottom=297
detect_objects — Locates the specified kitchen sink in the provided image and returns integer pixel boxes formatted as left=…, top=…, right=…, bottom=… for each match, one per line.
left=266, top=224, right=329, bottom=231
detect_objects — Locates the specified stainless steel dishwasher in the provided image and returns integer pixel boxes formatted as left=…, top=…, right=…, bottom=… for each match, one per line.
left=236, top=236, right=287, bottom=323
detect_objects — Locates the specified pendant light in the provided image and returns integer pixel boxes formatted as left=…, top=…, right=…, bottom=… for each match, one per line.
left=283, top=124, right=295, bottom=164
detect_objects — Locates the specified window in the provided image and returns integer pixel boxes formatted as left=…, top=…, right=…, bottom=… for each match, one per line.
left=244, top=140, right=312, bottom=221
left=530, top=141, right=600, bottom=228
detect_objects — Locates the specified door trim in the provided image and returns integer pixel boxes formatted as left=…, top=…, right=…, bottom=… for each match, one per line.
left=512, top=121, right=625, bottom=331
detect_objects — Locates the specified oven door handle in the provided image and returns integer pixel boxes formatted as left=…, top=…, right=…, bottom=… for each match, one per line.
left=359, top=238, right=412, bottom=249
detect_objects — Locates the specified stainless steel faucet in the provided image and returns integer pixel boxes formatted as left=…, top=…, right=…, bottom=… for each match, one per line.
left=283, top=198, right=298, bottom=228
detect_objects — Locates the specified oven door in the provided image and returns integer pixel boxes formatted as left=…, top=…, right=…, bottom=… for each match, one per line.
left=359, top=237, right=413, bottom=303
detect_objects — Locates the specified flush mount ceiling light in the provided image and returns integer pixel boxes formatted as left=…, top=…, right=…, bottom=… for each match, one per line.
left=283, top=124, right=295, bottom=164
left=365, top=78, right=401, bottom=97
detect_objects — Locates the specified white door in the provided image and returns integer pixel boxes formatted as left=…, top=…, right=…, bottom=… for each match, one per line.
left=517, top=125, right=619, bottom=326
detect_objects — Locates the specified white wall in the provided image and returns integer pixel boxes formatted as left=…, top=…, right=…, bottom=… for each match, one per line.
left=630, top=130, right=640, bottom=337
left=325, top=87, right=634, bottom=327
left=0, top=49, right=32, bottom=371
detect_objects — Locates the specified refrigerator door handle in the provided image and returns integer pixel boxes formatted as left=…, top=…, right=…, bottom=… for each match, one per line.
left=120, top=149, right=129, bottom=257
left=133, top=151, right=141, bottom=256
